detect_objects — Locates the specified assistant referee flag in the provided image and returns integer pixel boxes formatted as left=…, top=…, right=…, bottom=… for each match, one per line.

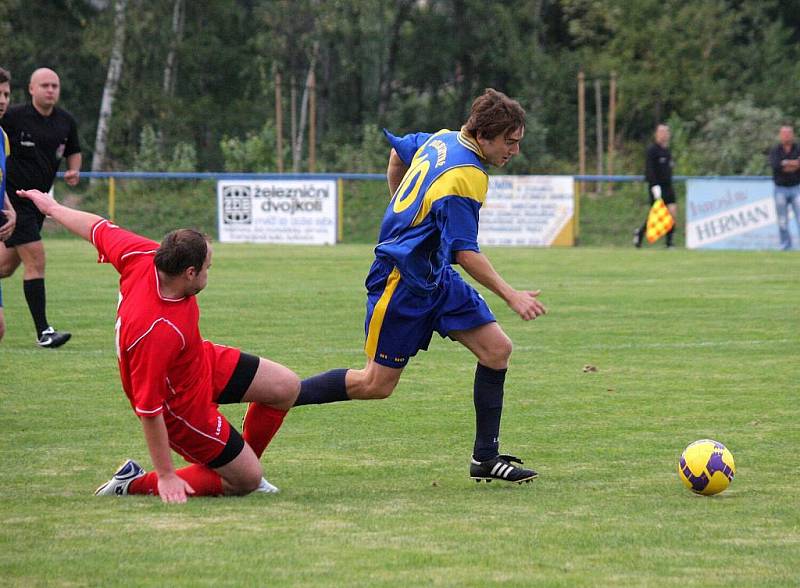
left=646, top=199, right=675, bottom=243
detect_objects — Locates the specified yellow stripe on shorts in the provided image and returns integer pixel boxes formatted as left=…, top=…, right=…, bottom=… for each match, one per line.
left=364, top=267, right=402, bottom=360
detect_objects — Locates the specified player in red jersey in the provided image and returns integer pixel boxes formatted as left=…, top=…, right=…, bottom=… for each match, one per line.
left=18, top=187, right=300, bottom=504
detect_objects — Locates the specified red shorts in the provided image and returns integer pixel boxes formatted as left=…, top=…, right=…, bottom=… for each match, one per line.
left=162, top=343, right=254, bottom=466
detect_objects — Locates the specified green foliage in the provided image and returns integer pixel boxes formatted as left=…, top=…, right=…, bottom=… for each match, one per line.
left=220, top=121, right=282, bottom=172
left=3, top=0, right=800, bottom=174
left=691, top=98, right=787, bottom=176
left=664, top=113, right=699, bottom=176
left=133, top=125, right=197, bottom=173
left=319, top=125, right=389, bottom=174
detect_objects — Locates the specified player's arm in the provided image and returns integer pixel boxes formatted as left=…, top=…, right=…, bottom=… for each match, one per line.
left=16, top=188, right=101, bottom=241
left=455, top=249, right=546, bottom=321
left=387, top=149, right=409, bottom=196
left=140, top=414, right=195, bottom=504
left=64, top=153, right=82, bottom=186
left=0, top=193, right=16, bottom=241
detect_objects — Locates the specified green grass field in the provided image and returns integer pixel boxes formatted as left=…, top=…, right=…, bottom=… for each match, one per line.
left=1, top=240, right=798, bottom=587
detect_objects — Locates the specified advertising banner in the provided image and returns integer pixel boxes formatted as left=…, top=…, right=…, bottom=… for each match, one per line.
left=479, top=175, right=574, bottom=247
left=217, top=179, right=337, bottom=244
left=686, top=179, right=798, bottom=250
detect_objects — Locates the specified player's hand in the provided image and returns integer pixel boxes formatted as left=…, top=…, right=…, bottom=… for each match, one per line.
left=0, top=202, right=16, bottom=241
left=17, top=189, right=59, bottom=215
left=64, top=169, right=80, bottom=186
left=157, top=472, right=195, bottom=504
left=507, top=289, right=547, bottom=321
left=650, top=185, right=662, bottom=200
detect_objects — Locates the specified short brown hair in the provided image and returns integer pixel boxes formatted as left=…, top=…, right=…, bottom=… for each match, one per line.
left=154, top=229, right=208, bottom=276
left=464, top=88, right=526, bottom=140
left=0, top=67, right=10, bottom=85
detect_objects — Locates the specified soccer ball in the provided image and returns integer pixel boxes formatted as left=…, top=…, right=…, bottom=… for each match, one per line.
left=678, top=439, right=735, bottom=496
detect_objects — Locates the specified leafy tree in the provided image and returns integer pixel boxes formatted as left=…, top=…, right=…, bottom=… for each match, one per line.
left=220, top=121, right=282, bottom=173
left=690, top=98, right=786, bottom=175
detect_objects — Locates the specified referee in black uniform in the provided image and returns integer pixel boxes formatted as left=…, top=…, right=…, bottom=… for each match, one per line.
left=0, top=68, right=81, bottom=347
left=634, top=123, right=676, bottom=248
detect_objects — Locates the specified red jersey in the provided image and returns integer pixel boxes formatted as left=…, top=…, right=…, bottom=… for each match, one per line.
left=91, top=220, right=213, bottom=418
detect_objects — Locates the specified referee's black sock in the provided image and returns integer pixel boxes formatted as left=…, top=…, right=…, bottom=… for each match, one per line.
left=23, top=278, right=49, bottom=336
left=294, top=369, right=350, bottom=406
left=473, top=363, right=507, bottom=462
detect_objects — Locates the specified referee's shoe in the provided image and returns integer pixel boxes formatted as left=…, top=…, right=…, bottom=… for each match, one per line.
left=470, top=454, right=538, bottom=484
left=37, top=326, right=71, bottom=348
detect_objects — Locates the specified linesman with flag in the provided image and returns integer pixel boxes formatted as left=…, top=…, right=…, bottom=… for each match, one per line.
left=634, top=123, right=677, bottom=248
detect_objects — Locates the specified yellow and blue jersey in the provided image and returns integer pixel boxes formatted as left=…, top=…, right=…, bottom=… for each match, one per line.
left=376, top=127, right=489, bottom=295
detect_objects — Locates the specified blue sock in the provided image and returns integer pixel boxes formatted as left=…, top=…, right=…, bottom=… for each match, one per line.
left=473, top=363, right=506, bottom=462
left=294, top=369, right=350, bottom=406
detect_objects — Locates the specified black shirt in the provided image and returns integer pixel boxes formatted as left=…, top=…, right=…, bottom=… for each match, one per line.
left=2, top=103, right=81, bottom=203
left=767, top=142, right=800, bottom=187
left=645, top=142, right=673, bottom=189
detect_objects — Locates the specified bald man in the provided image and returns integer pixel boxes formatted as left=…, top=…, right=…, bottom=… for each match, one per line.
left=0, top=67, right=81, bottom=347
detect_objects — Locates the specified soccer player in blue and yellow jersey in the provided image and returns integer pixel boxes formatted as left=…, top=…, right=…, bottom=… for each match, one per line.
left=295, top=89, right=547, bottom=484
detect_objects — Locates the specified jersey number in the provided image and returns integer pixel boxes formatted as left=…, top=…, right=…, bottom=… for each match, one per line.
left=393, top=154, right=430, bottom=214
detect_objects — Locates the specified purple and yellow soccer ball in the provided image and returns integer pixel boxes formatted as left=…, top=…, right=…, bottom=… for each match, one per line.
left=678, top=439, right=735, bottom=496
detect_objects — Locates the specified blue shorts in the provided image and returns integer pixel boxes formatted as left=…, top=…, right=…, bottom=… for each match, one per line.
left=363, top=259, right=496, bottom=368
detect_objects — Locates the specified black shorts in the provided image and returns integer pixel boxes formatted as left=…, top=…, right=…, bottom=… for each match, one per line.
left=5, top=204, right=45, bottom=247
left=216, top=351, right=260, bottom=405
left=649, top=186, right=676, bottom=206
left=207, top=426, right=246, bottom=469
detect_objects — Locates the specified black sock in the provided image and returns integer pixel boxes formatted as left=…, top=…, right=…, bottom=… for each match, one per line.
left=23, top=278, right=49, bottom=336
left=665, top=225, right=675, bottom=246
left=294, top=369, right=350, bottom=406
left=473, top=363, right=506, bottom=462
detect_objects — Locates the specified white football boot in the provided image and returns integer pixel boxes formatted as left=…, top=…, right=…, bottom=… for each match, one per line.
left=94, top=459, right=146, bottom=496
left=253, top=477, right=279, bottom=494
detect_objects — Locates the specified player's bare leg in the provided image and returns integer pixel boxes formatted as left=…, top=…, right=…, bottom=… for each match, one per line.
left=0, top=244, right=21, bottom=278
left=293, top=359, right=403, bottom=406
left=450, top=322, right=512, bottom=370
left=213, top=443, right=263, bottom=495
left=242, top=357, right=300, bottom=410
left=345, top=359, right=403, bottom=400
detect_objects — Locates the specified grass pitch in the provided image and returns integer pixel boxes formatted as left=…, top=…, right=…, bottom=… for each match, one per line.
left=1, top=240, right=798, bottom=587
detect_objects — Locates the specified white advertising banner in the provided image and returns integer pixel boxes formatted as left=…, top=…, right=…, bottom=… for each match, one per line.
left=479, top=175, right=575, bottom=247
left=686, top=178, right=797, bottom=250
left=217, top=179, right=337, bottom=244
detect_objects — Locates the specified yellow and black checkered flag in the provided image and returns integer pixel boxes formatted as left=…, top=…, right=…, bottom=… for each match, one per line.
left=646, top=200, right=675, bottom=243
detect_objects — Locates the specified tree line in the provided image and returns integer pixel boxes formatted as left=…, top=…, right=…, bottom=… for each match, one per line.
left=2, top=0, right=798, bottom=176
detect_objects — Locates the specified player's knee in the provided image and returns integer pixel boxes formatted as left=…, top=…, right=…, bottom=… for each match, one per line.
left=363, top=378, right=397, bottom=400
left=0, top=320, right=5, bottom=342
left=0, top=262, right=15, bottom=278
left=479, top=335, right=513, bottom=369
left=242, top=471, right=263, bottom=495
left=276, top=369, right=301, bottom=403
left=230, top=468, right=263, bottom=496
